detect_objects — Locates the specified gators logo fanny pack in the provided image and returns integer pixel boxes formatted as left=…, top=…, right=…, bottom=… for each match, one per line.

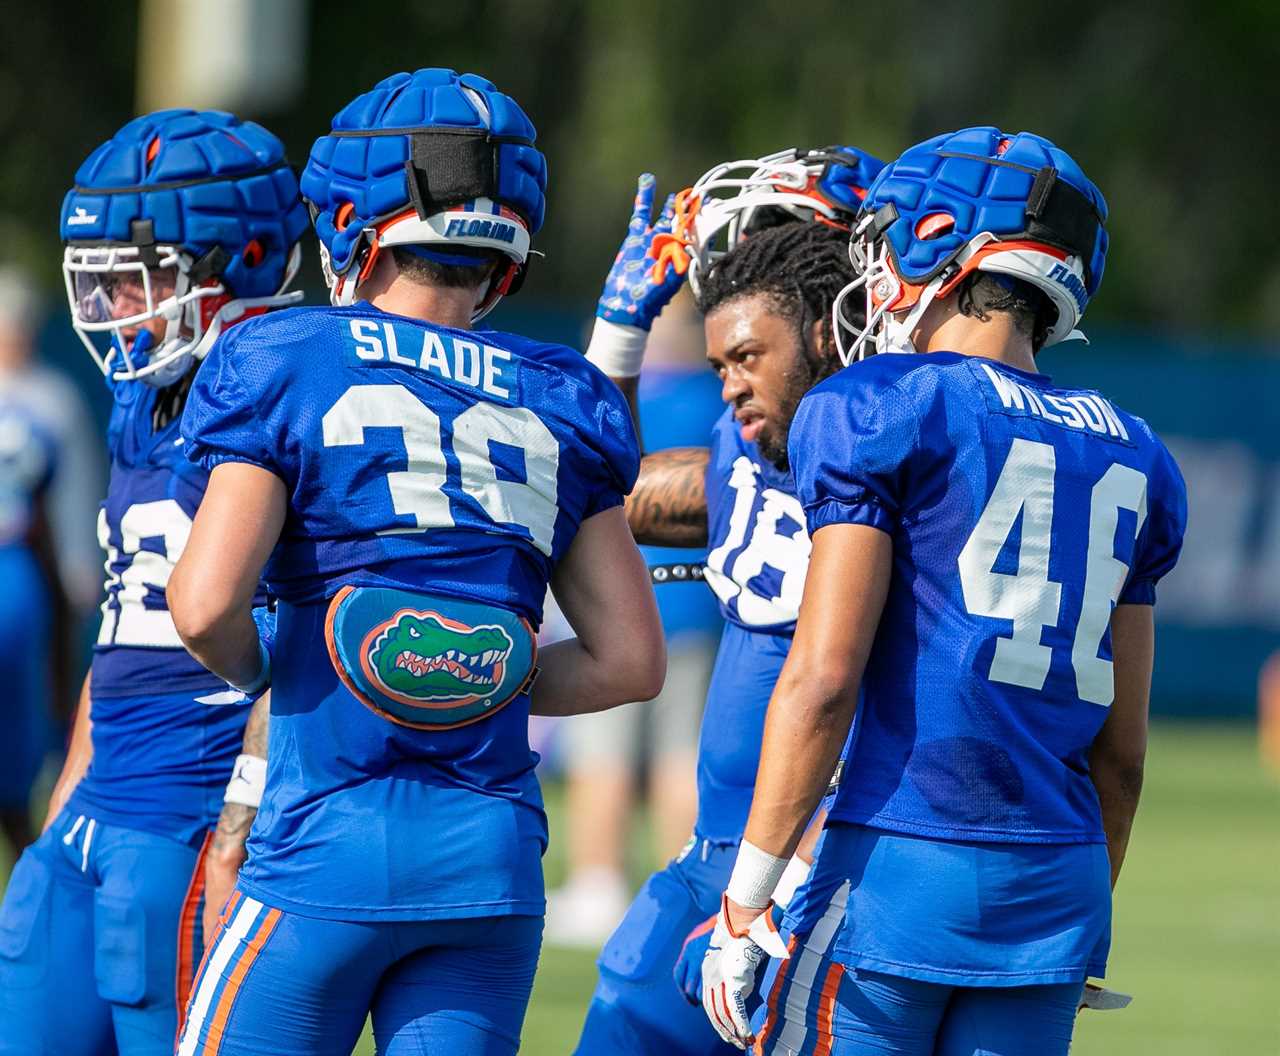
left=325, top=585, right=537, bottom=730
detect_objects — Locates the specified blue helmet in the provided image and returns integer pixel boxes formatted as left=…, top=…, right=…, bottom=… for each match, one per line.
left=61, top=109, right=308, bottom=386
left=667, top=145, right=885, bottom=297
left=300, top=68, right=548, bottom=318
left=833, top=127, right=1108, bottom=362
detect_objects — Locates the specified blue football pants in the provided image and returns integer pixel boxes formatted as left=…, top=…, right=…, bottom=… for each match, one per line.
left=574, top=836, right=741, bottom=1056
left=753, top=935, right=1080, bottom=1056
left=176, top=885, right=543, bottom=1056
left=0, top=807, right=208, bottom=1055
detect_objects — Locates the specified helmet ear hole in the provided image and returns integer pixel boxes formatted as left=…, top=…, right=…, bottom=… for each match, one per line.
left=242, top=239, right=265, bottom=267
left=335, top=202, right=356, bottom=232
left=915, top=213, right=955, bottom=240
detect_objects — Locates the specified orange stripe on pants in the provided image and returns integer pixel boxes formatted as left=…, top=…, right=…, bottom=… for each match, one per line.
left=181, top=889, right=243, bottom=1045
left=200, top=906, right=282, bottom=1055
left=753, top=935, right=799, bottom=1055
left=174, top=832, right=213, bottom=1043
left=812, top=961, right=845, bottom=1056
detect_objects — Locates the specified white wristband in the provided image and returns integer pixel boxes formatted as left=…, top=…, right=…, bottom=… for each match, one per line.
left=726, top=839, right=789, bottom=910
left=585, top=318, right=648, bottom=378
left=230, top=640, right=271, bottom=696
left=223, top=753, right=267, bottom=808
left=771, top=855, right=811, bottom=911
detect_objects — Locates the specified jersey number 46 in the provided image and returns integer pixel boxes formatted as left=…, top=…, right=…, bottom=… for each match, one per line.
left=959, top=438, right=1147, bottom=707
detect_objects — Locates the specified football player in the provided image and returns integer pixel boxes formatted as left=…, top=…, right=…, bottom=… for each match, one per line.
left=167, top=68, right=664, bottom=1056
left=702, top=128, right=1187, bottom=1056
left=0, top=399, right=61, bottom=856
left=572, top=146, right=883, bottom=1055
left=0, top=111, right=307, bottom=1055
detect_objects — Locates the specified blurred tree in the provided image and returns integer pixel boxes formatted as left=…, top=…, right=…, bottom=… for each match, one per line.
left=0, top=1, right=139, bottom=286
left=4, top=0, right=1278, bottom=339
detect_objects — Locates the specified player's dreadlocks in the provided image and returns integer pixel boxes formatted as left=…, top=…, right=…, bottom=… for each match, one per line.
left=694, top=221, right=858, bottom=376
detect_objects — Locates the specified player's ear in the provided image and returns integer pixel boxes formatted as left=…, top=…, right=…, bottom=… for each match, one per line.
left=807, top=315, right=837, bottom=368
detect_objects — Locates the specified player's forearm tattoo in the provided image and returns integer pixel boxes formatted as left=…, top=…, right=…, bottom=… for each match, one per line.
left=625, top=447, right=710, bottom=546
left=210, top=693, right=270, bottom=858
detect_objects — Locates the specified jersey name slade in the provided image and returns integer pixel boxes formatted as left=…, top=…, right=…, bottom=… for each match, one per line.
left=348, top=319, right=515, bottom=400
left=703, top=410, right=810, bottom=632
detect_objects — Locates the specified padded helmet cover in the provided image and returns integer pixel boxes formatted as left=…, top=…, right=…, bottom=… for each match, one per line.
left=301, top=68, right=548, bottom=277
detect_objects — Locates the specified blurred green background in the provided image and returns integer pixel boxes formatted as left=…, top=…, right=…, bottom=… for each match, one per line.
left=1, top=2, right=1277, bottom=1053
left=5, top=0, right=1280, bottom=336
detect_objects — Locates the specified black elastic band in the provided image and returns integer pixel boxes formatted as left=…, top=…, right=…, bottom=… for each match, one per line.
left=73, top=161, right=289, bottom=196
left=936, top=150, right=1043, bottom=177
left=329, top=125, right=532, bottom=146
left=407, top=129, right=497, bottom=220
left=1022, top=168, right=1104, bottom=279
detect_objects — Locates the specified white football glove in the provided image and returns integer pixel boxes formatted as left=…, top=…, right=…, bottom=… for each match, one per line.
left=1079, top=982, right=1133, bottom=1012
left=701, top=896, right=790, bottom=1049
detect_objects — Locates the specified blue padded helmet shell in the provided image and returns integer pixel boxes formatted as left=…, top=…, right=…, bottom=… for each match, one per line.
left=862, top=127, right=1108, bottom=298
left=301, top=68, right=548, bottom=278
left=60, top=109, right=308, bottom=300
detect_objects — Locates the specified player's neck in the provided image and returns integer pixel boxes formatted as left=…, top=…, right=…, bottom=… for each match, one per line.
left=911, top=299, right=1040, bottom=375
left=359, top=257, right=481, bottom=331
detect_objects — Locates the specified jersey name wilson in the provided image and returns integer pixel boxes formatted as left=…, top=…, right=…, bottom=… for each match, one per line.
left=979, top=363, right=1129, bottom=441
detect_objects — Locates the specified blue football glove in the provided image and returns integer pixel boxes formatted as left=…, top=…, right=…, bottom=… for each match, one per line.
left=251, top=604, right=277, bottom=657
left=674, top=913, right=718, bottom=1006
left=674, top=902, right=785, bottom=1007
left=595, top=173, right=686, bottom=332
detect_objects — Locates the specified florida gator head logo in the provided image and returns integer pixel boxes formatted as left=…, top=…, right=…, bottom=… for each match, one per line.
left=326, top=586, right=536, bottom=730
left=367, top=610, right=514, bottom=706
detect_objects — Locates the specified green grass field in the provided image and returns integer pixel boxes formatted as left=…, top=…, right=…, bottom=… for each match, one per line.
left=4, top=723, right=1276, bottom=1054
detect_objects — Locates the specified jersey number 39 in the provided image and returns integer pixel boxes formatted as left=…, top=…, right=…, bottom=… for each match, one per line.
left=322, top=385, right=560, bottom=555
left=958, top=438, right=1147, bottom=706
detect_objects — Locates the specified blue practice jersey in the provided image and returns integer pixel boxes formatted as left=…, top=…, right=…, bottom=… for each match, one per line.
left=91, top=379, right=230, bottom=697
left=0, top=402, right=56, bottom=547
left=792, top=352, right=1187, bottom=844
left=182, top=303, right=638, bottom=919
left=703, top=408, right=810, bottom=634
left=72, top=376, right=255, bottom=845
left=695, top=408, right=811, bottom=840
